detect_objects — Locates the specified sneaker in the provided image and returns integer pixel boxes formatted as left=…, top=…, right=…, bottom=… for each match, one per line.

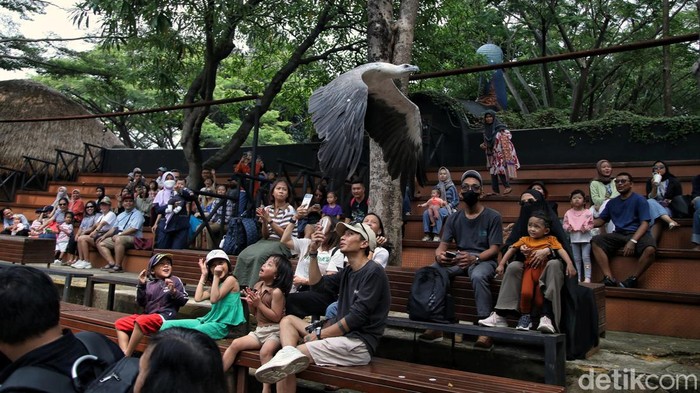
left=418, top=330, right=443, bottom=343
left=583, top=278, right=591, bottom=283
left=516, top=314, right=532, bottom=331
left=79, top=261, right=93, bottom=269
left=602, top=275, right=618, bottom=287
left=432, top=236, right=441, bottom=242
left=52, top=259, right=63, bottom=266
left=619, top=276, right=638, bottom=288
left=421, top=235, right=431, bottom=241
left=537, top=316, right=556, bottom=334
left=71, top=260, right=86, bottom=269
left=255, top=346, right=310, bottom=384
left=478, top=312, right=508, bottom=328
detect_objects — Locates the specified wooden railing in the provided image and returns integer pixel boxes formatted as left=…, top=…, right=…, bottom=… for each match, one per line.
left=0, top=166, right=23, bottom=202
left=54, top=149, right=83, bottom=182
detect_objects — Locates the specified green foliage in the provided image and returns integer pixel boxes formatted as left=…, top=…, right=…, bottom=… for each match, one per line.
left=556, top=111, right=700, bottom=146
left=200, top=109, right=293, bottom=147
left=499, top=108, right=571, bottom=129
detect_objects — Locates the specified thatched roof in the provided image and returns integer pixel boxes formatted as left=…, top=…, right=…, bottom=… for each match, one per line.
left=0, top=79, right=123, bottom=171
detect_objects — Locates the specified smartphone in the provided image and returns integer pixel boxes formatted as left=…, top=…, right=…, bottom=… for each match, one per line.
left=320, top=216, right=330, bottom=233
left=301, top=193, right=313, bottom=208
left=445, top=251, right=457, bottom=259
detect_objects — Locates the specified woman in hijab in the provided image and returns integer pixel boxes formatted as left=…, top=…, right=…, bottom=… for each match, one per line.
left=421, top=167, right=459, bottom=241
left=479, top=189, right=599, bottom=358
left=589, top=159, right=618, bottom=234
left=479, top=110, right=518, bottom=196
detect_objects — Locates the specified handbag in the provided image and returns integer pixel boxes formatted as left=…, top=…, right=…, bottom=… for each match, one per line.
left=669, top=195, right=691, bottom=218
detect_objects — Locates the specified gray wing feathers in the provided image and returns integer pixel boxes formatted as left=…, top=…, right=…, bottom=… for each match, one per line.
left=309, top=70, right=369, bottom=179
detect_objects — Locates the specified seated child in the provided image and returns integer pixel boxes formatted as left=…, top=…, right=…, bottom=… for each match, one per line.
left=9, top=214, right=28, bottom=236
left=321, top=191, right=343, bottom=220
left=496, top=212, right=576, bottom=333
left=222, top=255, right=293, bottom=393
left=53, top=212, right=74, bottom=265
left=28, top=207, right=51, bottom=238
left=115, top=253, right=189, bottom=356
left=159, top=249, right=246, bottom=340
left=417, top=188, right=446, bottom=228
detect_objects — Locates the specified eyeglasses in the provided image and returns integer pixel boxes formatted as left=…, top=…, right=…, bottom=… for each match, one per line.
left=614, top=179, right=630, bottom=184
left=519, top=199, right=537, bottom=206
left=652, top=165, right=665, bottom=170
left=86, top=206, right=95, bottom=209
left=461, top=184, right=481, bottom=192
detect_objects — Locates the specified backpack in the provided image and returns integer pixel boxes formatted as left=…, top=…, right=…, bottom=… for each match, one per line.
left=221, top=217, right=260, bottom=255
left=0, top=331, right=139, bottom=393
left=407, top=266, right=456, bottom=323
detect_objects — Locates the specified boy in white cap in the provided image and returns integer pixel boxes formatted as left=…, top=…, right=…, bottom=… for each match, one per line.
left=255, top=222, right=390, bottom=392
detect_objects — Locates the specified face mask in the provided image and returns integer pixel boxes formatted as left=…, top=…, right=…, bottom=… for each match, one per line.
left=462, top=191, right=479, bottom=207
left=164, top=180, right=175, bottom=189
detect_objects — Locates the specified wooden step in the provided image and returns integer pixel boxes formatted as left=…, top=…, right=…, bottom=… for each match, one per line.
left=592, top=249, right=700, bottom=293
left=604, top=288, right=700, bottom=339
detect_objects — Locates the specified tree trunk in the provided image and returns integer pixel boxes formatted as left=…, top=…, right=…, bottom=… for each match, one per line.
left=662, top=0, right=673, bottom=116
left=367, top=0, right=418, bottom=267
left=502, top=70, right=529, bottom=114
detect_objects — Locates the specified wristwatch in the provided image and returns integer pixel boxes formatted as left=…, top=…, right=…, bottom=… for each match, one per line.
left=474, top=256, right=481, bottom=264
left=315, top=326, right=322, bottom=340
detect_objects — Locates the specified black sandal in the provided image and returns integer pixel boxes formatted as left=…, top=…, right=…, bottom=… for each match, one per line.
left=109, top=265, right=124, bottom=273
left=101, top=264, right=115, bottom=270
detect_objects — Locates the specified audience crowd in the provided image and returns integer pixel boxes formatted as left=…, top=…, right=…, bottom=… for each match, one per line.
left=0, top=151, right=697, bottom=393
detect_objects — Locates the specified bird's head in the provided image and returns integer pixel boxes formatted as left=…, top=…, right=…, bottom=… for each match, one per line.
left=365, top=62, right=419, bottom=78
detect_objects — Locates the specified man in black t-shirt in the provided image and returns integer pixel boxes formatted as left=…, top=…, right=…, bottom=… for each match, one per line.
left=343, top=179, right=369, bottom=223
left=255, top=222, right=390, bottom=392
left=0, top=266, right=121, bottom=392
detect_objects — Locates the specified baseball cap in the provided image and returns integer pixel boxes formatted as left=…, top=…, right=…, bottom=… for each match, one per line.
left=147, top=253, right=173, bottom=278
left=99, top=196, right=112, bottom=205
left=158, top=166, right=167, bottom=172
left=460, top=170, right=483, bottom=185
left=36, top=205, right=53, bottom=213
left=205, top=249, right=230, bottom=266
left=133, top=167, right=142, bottom=173
left=335, top=222, right=377, bottom=251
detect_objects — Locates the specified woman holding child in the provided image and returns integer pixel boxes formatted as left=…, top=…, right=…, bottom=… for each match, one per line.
left=479, top=189, right=599, bottom=358
left=421, top=167, right=459, bottom=241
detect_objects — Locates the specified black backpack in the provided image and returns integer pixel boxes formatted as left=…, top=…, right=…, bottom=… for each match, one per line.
left=0, top=332, right=139, bottom=393
left=407, top=266, right=456, bottom=323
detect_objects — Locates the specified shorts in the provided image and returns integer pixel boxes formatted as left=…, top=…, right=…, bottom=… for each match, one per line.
left=115, top=314, right=165, bottom=335
left=55, top=241, right=68, bottom=252
left=247, top=324, right=280, bottom=345
left=305, top=336, right=371, bottom=367
left=591, top=231, right=656, bottom=256
left=99, top=235, right=136, bottom=250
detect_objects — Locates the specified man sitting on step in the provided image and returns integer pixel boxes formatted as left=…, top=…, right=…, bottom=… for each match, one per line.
left=96, top=194, right=145, bottom=273
left=591, top=172, right=656, bottom=288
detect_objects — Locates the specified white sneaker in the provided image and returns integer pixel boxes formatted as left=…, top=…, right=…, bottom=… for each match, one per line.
left=77, top=260, right=93, bottom=269
left=254, top=346, right=309, bottom=384
left=478, top=311, right=508, bottom=328
left=53, top=259, right=63, bottom=266
left=421, top=235, right=431, bottom=241
left=70, top=260, right=84, bottom=269
left=432, top=236, right=441, bottom=242
left=537, top=316, right=556, bottom=334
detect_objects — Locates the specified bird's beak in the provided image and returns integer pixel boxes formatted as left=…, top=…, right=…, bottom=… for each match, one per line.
left=406, top=65, right=420, bottom=73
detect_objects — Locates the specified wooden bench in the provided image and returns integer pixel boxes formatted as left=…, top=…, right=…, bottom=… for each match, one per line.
left=58, top=303, right=564, bottom=393
left=0, top=234, right=55, bottom=265
left=0, top=261, right=93, bottom=300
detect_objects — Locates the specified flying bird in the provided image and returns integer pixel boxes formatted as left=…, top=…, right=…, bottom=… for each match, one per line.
left=309, top=62, right=423, bottom=188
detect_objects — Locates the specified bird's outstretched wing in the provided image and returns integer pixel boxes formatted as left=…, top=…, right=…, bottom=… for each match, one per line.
left=309, top=63, right=423, bottom=188
left=309, top=66, right=369, bottom=185
left=364, top=74, right=422, bottom=187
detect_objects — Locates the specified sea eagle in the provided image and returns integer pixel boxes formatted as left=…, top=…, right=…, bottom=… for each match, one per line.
left=309, top=62, right=423, bottom=187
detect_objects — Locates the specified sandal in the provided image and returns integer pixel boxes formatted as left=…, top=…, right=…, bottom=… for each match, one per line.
left=101, top=264, right=115, bottom=270
left=503, top=187, right=512, bottom=195
left=109, top=265, right=124, bottom=273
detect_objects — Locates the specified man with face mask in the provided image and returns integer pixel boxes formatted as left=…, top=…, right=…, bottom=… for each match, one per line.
left=419, top=170, right=503, bottom=346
